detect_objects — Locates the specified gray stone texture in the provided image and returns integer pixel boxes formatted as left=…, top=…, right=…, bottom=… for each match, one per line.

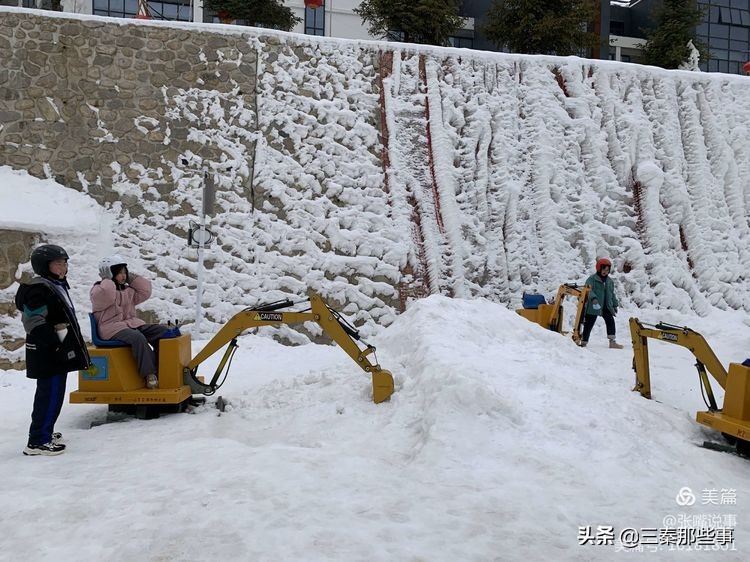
left=0, top=11, right=259, bottom=206
left=0, top=229, right=38, bottom=368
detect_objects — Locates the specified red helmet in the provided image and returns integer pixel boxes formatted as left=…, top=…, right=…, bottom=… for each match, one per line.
left=596, top=258, right=612, bottom=273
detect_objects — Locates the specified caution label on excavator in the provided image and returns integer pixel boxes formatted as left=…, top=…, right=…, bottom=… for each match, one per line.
left=255, top=312, right=283, bottom=321
left=659, top=332, right=678, bottom=341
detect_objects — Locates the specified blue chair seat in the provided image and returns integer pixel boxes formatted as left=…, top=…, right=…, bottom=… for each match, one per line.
left=89, top=313, right=128, bottom=348
left=522, top=293, right=547, bottom=310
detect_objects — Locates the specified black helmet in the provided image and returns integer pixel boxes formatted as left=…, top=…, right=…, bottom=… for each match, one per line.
left=31, top=244, right=69, bottom=277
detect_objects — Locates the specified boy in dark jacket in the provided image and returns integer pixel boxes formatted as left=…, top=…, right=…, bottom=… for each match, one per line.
left=580, top=257, right=624, bottom=349
left=15, top=244, right=90, bottom=455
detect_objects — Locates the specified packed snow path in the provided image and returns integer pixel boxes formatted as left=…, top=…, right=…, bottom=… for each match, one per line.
left=0, top=298, right=748, bottom=560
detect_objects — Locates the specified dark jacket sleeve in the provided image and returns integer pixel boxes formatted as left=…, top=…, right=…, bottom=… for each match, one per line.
left=16, top=285, right=58, bottom=347
left=16, top=281, right=89, bottom=378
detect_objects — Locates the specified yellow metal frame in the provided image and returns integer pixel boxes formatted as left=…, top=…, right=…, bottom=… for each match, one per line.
left=516, top=284, right=590, bottom=344
left=71, top=335, right=194, bottom=405
left=186, top=292, right=394, bottom=404
left=71, top=292, right=395, bottom=408
left=629, top=317, right=750, bottom=446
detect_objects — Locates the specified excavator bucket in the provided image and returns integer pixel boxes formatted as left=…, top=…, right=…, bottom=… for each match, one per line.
left=371, top=369, right=395, bottom=404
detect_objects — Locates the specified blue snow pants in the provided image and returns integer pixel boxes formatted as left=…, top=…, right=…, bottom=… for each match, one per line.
left=28, top=373, right=67, bottom=446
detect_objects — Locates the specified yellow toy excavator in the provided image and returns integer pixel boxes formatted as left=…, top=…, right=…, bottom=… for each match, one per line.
left=71, top=292, right=395, bottom=417
left=516, top=283, right=590, bottom=345
left=630, top=318, right=750, bottom=456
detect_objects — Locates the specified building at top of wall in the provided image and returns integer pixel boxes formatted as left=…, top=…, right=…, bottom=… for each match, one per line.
left=3, top=0, right=748, bottom=74
left=605, top=0, right=750, bottom=75
left=0, top=0, right=478, bottom=47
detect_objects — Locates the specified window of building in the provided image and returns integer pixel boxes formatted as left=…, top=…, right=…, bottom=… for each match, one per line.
left=710, top=47, right=729, bottom=60
left=712, top=23, right=730, bottom=38
left=715, top=5, right=750, bottom=24
left=448, top=36, right=474, bottom=49
left=148, top=1, right=192, bottom=21
left=730, top=25, right=749, bottom=40
left=93, top=0, right=138, bottom=18
left=732, top=0, right=749, bottom=10
left=609, top=20, right=625, bottom=36
left=93, top=0, right=191, bottom=20
left=305, top=5, right=325, bottom=36
left=712, top=37, right=729, bottom=49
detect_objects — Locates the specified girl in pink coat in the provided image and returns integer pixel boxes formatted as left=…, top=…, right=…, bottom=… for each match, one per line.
left=90, top=254, right=169, bottom=389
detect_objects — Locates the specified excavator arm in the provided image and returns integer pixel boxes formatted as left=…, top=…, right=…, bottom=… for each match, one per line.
left=184, top=292, right=395, bottom=404
left=516, top=283, right=590, bottom=344
left=629, top=318, right=727, bottom=407
left=629, top=317, right=750, bottom=455
left=548, top=284, right=590, bottom=344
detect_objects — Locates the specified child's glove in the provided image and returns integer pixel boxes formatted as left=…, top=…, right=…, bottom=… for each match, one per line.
left=592, top=302, right=601, bottom=311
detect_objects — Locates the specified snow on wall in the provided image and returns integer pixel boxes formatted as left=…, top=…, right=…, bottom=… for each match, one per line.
left=1, top=10, right=750, bottom=361
left=388, top=52, right=750, bottom=312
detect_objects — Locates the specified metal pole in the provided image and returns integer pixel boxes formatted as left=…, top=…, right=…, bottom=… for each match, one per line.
left=195, top=174, right=206, bottom=336
left=195, top=216, right=205, bottom=336
left=195, top=171, right=215, bottom=337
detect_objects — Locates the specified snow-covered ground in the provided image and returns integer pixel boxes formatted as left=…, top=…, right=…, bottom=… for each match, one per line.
left=1, top=161, right=749, bottom=561
left=0, top=296, right=748, bottom=560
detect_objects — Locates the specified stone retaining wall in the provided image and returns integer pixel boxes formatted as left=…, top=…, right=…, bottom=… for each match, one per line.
left=0, top=11, right=258, bottom=205
left=0, top=229, right=38, bottom=368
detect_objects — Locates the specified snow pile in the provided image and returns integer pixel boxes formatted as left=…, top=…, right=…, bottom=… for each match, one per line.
left=0, top=166, right=103, bottom=234
left=0, top=295, right=748, bottom=560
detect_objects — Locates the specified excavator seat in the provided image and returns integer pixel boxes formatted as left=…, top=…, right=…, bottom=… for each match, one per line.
left=88, top=313, right=128, bottom=347
left=516, top=284, right=589, bottom=344
left=522, top=293, right=547, bottom=309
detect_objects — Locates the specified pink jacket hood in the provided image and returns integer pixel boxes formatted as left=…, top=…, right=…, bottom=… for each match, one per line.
left=90, top=275, right=152, bottom=340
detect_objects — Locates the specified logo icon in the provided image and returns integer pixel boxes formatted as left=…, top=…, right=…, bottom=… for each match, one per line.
left=675, top=487, right=696, bottom=506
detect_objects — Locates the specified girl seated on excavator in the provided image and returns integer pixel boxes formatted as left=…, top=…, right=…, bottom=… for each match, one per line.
left=90, top=254, right=174, bottom=389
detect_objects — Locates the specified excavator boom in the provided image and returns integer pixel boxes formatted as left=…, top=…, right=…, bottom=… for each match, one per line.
left=517, top=283, right=590, bottom=344
left=184, top=292, right=395, bottom=404
left=629, top=317, right=750, bottom=455
left=629, top=318, right=727, bottom=400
